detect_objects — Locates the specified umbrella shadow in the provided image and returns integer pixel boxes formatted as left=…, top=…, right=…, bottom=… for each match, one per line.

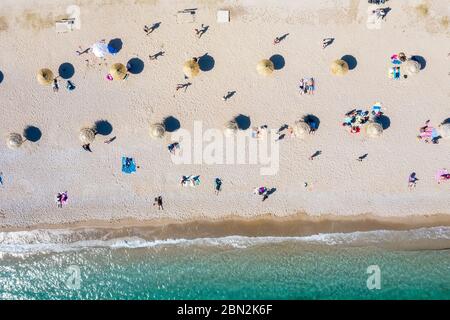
left=199, top=53, right=215, bottom=72
left=163, top=116, right=181, bottom=132
left=108, top=38, right=123, bottom=54
left=94, top=120, right=113, bottom=136
left=0, top=70, right=3, bottom=84
left=376, top=115, right=390, bottom=130
left=411, top=55, right=426, bottom=70
left=303, top=114, right=320, bottom=130
left=341, top=55, right=357, bottom=70
left=270, top=54, right=285, bottom=70
left=235, top=114, right=251, bottom=130
left=23, top=126, right=42, bottom=142
left=127, top=58, right=144, bottom=74
left=58, top=63, right=75, bottom=79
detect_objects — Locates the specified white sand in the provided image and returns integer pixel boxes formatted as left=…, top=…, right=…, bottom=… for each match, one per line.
left=0, top=0, right=449, bottom=228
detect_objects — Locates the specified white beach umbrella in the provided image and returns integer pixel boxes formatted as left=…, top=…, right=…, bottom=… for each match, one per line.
left=224, top=120, right=238, bottom=137
left=79, top=127, right=96, bottom=144
left=149, top=123, right=165, bottom=139
left=6, top=133, right=25, bottom=149
left=292, top=120, right=310, bottom=138
left=404, top=59, right=420, bottom=75
left=365, top=122, right=383, bottom=138
left=438, top=123, right=450, bottom=139
left=92, top=42, right=109, bottom=58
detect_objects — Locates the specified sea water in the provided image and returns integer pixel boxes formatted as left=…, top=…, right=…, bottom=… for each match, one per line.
left=0, top=227, right=450, bottom=299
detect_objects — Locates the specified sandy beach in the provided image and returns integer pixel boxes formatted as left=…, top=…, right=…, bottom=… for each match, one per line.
left=0, top=0, right=449, bottom=230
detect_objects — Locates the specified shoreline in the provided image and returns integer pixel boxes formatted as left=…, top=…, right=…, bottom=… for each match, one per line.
left=2, top=212, right=450, bottom=238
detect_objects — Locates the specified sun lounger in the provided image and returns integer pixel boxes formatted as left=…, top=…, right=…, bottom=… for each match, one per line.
left=217, top=10, right=230, bottom=23
left=176, top=10, right=196, bottom=24
left=55, top=19, right=74, bottom=33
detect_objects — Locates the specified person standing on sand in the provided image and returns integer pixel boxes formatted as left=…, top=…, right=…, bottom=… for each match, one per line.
left=0, top=172, right=3, bottom=185
left=153, top=196, right=163, bottom=210
left=408, top=173, right=418, bottom=189
left=52, top=78, right=59, bottom=93
left=214, top=178, right=222, bottom=195
left=322, top=37, right=334, bottom=49
left=309, top=150, right=321, bottom=160
left=82, top=144, right=92, bottom=152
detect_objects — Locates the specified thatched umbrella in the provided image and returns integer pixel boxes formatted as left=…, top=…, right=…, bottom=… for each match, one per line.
left=79, top=127, right=95, bottom=144
left=438, top=123, right=450, bottom=139
left=256, top=59, right=274, bottom=76
left=109, top=63, right=128, bottom=80
left=292, top=120, right=310, bottom=138
left=403, top=59, right=420, bottom=75
left=365, top=122, right=383, bottom=138
left=37, top=68, right=54, bottom=85
left=149, top=123, right=165, bottom=139
left=224, top=120, right=238, bottom=137
left=183, top=59, right=200, bottom=78
left=6, top=133, right=25, bottom=149
left=330, top=59, right=349, bottom=76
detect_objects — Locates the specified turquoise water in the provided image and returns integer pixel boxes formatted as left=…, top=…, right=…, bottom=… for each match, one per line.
left=1, top=228, right=450, bottom=299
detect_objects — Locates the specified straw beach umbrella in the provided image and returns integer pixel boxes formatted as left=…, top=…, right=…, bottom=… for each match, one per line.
left=149, top=123, right=165, bottom=139
left=292, top=120, right=310, bottom=138
left=438, top=123, right=450, bottom=139
left=79, top=127, right=96, bottom=144
left=403, top=59, right=420, bottom=75
left=183, top=59, right=200, bottom=78
left=365, top=122, right=383, bottom=138
left=37, top=68, right=54, bottom=85
left=330, top=59, right=349, bottom=76
left=256, top=59, right=274, bottom=76
left=224, top=120, right=238, bottom=137
left=6, top=133, right=25, bottom=149
left=109, top=63, right=128, bottom=80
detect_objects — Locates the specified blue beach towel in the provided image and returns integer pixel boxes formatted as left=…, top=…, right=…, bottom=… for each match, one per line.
left=122, top=157, right=136, bottom=174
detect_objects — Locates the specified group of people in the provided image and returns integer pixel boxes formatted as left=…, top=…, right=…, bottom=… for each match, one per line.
left=298, top=78, right=315, bottom=95
left=56, top=191, right=68, bottom=208
left=52, top=77, right=76, bottom=93
left=253, top=186, right=274, bottom=202
left=417, top=120, right=440, bottom=144
left=389, top=52, right=407, bottom=80
left=342, top=109, right=371, bottom=133
left=180, top=175, right=201, bottom=187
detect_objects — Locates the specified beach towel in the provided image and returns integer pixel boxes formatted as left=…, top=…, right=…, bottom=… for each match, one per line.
left=122, top=157, right=136, bottom=174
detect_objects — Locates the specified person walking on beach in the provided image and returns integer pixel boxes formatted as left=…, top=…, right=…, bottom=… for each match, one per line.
left=52, top=78, right=59, bottom=93
left=322, top=37, right=334, bottom=49
left=153, top=196, right=163, bottom=210
left=82, top=144, right=92, bottom=152
left=222, top=91, right=236, bottom=101
left=194, top=24, right=208, bottom=38
left=149, top=51, right=165, bottom=61
left=76, top=46, right=90, bottom=56
left=104, top=136, right=116, bottom=144
left=309, top=150, right=321, bottom=160
left=214, top=178, right=222, bottom=195
left=408, top=172, right=418, bottom=189
left=357, top=153, right=368, bottom=162
left=176, top=82, right=192, bottom=92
